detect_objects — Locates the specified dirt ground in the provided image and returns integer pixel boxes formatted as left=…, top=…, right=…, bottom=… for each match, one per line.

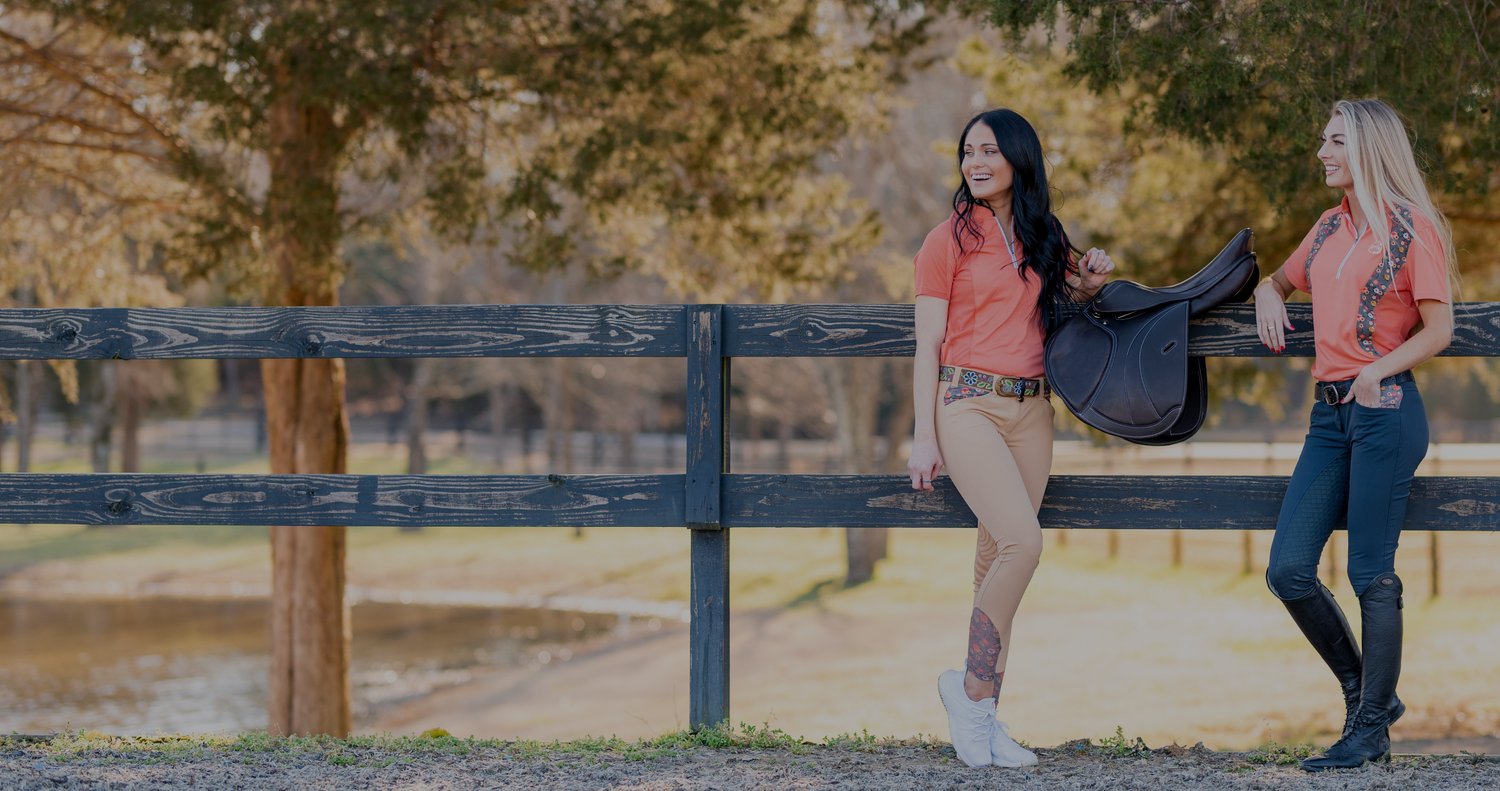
left=4, top=737, right=1500, bottom=791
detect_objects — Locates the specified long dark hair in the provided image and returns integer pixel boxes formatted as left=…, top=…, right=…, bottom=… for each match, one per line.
left=951, top=109, right=1081, bottom=334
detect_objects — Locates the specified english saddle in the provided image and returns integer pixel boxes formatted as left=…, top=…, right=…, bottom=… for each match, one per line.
left=1044, top=229, right=1259, bottom=445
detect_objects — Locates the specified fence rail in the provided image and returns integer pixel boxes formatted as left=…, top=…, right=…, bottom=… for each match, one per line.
left=2, top=302, right=1499, bottom=732
left=5, top=302, right=1500, bottom=359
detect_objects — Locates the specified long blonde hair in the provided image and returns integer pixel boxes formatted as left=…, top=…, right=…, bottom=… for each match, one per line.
left=1336, top=98, right=1462, bottom=302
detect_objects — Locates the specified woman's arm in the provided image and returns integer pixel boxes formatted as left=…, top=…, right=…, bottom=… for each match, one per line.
left=1253, top=268, right=1297, bottom=352
left=1067, top=248, right=1116, bottom=301
left=908, top=295, right=948, bottom=491
left=1344, top=299, right=1453, bottom=406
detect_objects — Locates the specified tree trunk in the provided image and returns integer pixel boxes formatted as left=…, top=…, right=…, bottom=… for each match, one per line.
left=88, top=362, right=117, bottom=473
left=15, top=359, right=33, bottom=472
left=406, top=358, right=432, bottom=474
left=262, top=82, right=352, bottom=738
left=881, top=360, right=914, bottom=475
left=489, top=383, right=507, bottom=468
left=826, top=358, right=887, bottom=585
left=117, top=366, right=143, bottom=473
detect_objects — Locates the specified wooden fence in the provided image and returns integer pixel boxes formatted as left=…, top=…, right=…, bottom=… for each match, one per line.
left=2, top=302, right=1500, bottom=731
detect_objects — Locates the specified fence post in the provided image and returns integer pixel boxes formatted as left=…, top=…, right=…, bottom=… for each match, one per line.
left=687, top=304, right=730, bottom=731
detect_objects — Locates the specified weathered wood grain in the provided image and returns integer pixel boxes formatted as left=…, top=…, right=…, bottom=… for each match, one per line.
left=720, top=474, right=1500, bottom=530
left=685, top=306, right=726, bottom=529
left=685, top=305, right=731, bottom=730
left=2, top=473, right=1498, bottom=531
left=2, top=302, right=1498, bottom=359
left=724, top=304, right=916, bottom=357
left=722, top=302, right=1500, bottom=358
left=689, top=528, right=731, bottom=730
left=0, top=305, right=687, bottom=359
left=0, top=474, right=685, bottom=527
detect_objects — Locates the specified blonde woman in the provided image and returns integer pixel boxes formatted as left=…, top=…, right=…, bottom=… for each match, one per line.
left=1254, top=99, right=1456, bottom=771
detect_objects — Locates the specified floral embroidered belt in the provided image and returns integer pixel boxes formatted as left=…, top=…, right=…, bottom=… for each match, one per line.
left=939, top=365, right=1049, bottom=405
left=1315, top=370, right=1413, bottom=409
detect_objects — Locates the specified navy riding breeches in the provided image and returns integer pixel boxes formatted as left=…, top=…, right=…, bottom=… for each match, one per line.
left=1266, top=381, right=1428, bottom=600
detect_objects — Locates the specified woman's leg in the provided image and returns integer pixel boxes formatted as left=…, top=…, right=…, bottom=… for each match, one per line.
left=1344, top=385, right=1428, bottom=595
left=1266, top=403, right=1350, bottom=602
left=939, top=392, right=1052, bottom=701
left=1303, top=386, right=1428, bottom=769
left=1266, top=403, right=1371, bottom=736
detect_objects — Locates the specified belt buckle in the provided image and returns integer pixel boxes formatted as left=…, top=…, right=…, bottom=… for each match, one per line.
left=1321, top=383, right=1340, bottom=406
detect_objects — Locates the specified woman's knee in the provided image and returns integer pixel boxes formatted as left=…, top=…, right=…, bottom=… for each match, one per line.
left=1265, top=560, right=1317, bottom=601
left=1013, top=529, right=1043, bottom=568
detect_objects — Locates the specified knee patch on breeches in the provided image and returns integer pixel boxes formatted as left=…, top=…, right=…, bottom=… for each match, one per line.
left=1267, top=461, right=1349, bottom=600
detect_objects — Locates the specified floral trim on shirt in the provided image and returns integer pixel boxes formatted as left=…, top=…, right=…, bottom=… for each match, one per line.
left=1356, top=206, right=1415, bottom=358
left=1302, top=213, right=1344, bottom=291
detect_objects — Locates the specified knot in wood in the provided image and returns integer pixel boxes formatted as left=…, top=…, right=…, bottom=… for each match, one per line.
left=302, top=336, right=323, bottom=356
left=547, top=474, right=564, bottom=487
left=103, top=497, right=132, bottom=516
left=49, top=322, right=81, bottom=346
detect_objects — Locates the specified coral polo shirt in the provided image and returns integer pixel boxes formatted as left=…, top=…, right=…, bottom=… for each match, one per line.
left=1283, top=197, right=1451, bottom=382
left=913, top=211, right=1047, bottom=378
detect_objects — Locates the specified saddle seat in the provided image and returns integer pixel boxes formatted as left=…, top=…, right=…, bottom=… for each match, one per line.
left=1044, top=229, right=1258, bottom=445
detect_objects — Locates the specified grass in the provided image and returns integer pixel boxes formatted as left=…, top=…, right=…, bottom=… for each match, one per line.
left=1246, top=742, right=1315, bottom=765
left=3, top=723, right=949, bottom=766
left=1092, top=727, right=1152, bottom=759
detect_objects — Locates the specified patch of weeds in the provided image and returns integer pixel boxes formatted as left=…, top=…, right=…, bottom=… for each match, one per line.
left=1225, top=764, right=1254, bottom=774
left=1247, top=742, right=1314, bottom=765
left=824, top=730, right=880, bottom=751
left=1460, top=750, right=1489, bottom=766
left=1094, top=727, right=1151, bottom=759
left=326, top=754, right=356, bottom=766
left=643, top=722, right=808, bottom=754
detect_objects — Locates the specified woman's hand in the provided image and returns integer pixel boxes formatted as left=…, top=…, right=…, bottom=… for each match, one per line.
left=1254, top=279, right=1293, bottom=352
left=1343, top=367, right=1384, bottom=407
left=907, top=438, right=944, bottom=491
left=1068, top=248, right=1115, bottom=295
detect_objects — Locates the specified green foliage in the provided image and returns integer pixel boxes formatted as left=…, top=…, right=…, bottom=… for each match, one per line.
left=6, top=723, right=842, bottom=764
left=7, top=0, right=938, bottom=300
left=982, top=0, right=1500, bottom=204
left=1246, top=741, right=1315, bottom=765
left=1093, top=726, right=1151, bottom=758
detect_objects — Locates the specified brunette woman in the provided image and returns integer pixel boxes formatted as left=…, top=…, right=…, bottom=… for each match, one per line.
left=1255, top=99, right=1456, bottom=771
left=908, top=109, right=1114, bottom=768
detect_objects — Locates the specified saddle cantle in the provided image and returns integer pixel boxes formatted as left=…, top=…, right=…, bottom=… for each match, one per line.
left=1044, top=229, right=1258, bottom=445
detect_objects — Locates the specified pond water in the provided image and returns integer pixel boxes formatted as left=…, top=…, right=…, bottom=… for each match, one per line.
left=0, top=597, right=622, bottom=736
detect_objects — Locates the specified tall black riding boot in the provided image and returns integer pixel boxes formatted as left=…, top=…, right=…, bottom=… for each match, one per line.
left=1301, top=572, right=1404, bottom=771
left=1279, top=581, right=1405, bottom=737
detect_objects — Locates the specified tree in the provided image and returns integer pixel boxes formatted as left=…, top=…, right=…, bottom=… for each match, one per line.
left=981, top=0, right=1500, bottom=203
left=0, top=0, right=932, bottom=733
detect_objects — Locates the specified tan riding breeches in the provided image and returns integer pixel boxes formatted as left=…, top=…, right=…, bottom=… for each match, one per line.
left=935, top=379, right=1054, bottom=678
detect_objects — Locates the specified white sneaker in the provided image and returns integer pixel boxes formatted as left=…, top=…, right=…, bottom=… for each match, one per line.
left=938, top=669, right=994, bottom=767
left=990, top=719, right=1039, bottom=767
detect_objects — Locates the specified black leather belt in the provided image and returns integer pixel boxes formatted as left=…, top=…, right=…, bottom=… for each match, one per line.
left=1315, top=370, right=1414, bottom=406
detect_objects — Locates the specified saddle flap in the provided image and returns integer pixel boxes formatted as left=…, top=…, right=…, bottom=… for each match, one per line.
left=1046, top=302, right=1192, bottom=442
left=1084, top=302, right=1191, bottom=435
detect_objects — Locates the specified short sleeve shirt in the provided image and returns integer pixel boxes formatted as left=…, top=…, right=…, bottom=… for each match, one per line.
left=1283, top=197, right=1451, bottom=382
left=913, top=211, right=1047, bottom=378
